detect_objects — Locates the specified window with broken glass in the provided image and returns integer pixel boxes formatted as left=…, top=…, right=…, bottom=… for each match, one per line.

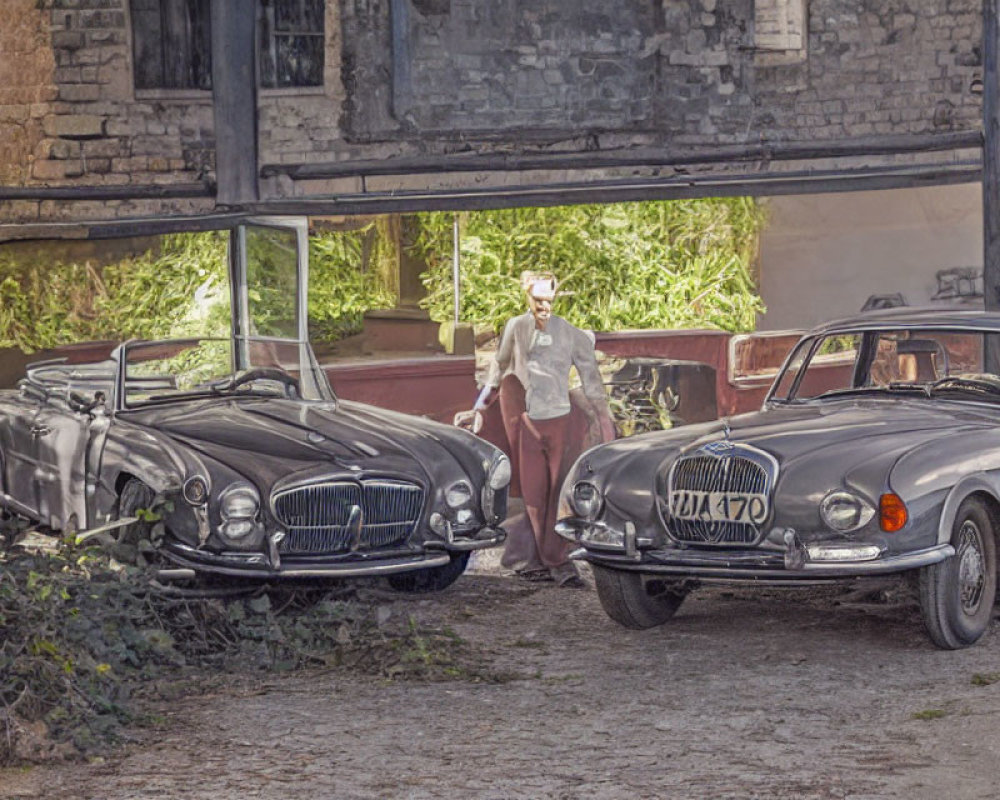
left=129, top=0, right=325, bottom=91
left=258, top=0, right=325, bottom=89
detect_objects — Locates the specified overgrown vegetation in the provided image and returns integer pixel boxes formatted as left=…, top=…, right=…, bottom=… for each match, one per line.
left=0, top=200, right=764, bottom=353
left=0, top=539, right=493, bottom=765
left=0, top=233, right=230, bottom=352
left=0, top=227, right=395, bottom=352
left=413, top=199, right=766, bottom=333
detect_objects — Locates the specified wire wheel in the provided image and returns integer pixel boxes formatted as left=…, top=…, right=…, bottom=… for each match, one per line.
left=956, top=519, right=987, bottom=615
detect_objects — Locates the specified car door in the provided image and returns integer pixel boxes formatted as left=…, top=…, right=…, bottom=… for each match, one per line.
left=31, top=394, right=93, bottom=531
left=1, top=389, right=46, bottom=518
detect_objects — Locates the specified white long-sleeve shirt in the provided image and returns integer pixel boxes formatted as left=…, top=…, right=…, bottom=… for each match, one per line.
left=485, top=312, right=607, bottom=421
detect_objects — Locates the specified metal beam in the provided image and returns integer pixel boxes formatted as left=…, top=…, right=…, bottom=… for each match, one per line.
left=252, top=161, right=981, bottom=217
left=985, top=0, right=1000, bottom=312
left=211, top=0, right=259, bottom=206
left=261, top=131, right=982, bottom=181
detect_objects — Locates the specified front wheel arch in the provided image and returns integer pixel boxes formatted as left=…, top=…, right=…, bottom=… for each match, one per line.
left=919, top=494, right=998, bottom=649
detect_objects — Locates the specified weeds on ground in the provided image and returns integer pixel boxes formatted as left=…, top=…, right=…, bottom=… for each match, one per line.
left=0, top=538, right=490, bottom=765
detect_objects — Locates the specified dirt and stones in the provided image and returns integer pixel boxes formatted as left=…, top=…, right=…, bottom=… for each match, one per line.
left=2, top=553, right=1000, bottom=800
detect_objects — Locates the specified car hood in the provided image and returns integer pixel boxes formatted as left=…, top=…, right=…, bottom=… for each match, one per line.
left=585, top=396, right=993, bottom=478
left=711, top=398, right=985, bottom=466
left=119, top=397, right=486, bottom=488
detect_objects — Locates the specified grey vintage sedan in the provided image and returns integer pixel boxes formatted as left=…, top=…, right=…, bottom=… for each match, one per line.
left=0, top=336, right=509, bottom=591
left=558, top=307, right=1000, bottom=648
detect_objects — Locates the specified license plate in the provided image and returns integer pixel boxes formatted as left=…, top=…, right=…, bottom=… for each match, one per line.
left=670, top=490, right=768, bottom=525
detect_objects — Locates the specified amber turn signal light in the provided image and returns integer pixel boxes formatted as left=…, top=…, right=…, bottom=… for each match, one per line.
left=879, top=493, right=908, bottom=532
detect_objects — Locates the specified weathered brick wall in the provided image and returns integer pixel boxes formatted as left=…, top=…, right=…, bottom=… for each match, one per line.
left=1, top=0, right=216, bottom=223
left=0, top=0, right=57, bottom=186
left=0, top=0, right=989, bottom=225
left=339, top=0, right=982, bottom=146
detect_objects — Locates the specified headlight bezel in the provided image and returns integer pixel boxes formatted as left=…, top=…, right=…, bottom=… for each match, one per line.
left=820, top=489, right=876, bottom=533
left=570, top=480, right=603, bottom=521
left=487, top=454, right=511, bottom=490
left=220, top=481, right=260, bottom=521
left=445, top=480, right=474, bottom=508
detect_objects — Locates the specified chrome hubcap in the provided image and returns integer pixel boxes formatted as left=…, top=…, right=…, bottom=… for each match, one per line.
left=956, top=519, right=986, bottom=615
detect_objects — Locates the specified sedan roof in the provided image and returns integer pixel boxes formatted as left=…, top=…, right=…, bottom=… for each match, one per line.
left=811, top=306, right=1000, bottom=335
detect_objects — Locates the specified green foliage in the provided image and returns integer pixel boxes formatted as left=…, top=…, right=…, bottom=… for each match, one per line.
left=412, top=199, right=767, bottom=333
left=307, top=226, right=396, bottom=341
left=0, top=233, right=230, bottom=352
left=0, top=228, right=396, bottom=353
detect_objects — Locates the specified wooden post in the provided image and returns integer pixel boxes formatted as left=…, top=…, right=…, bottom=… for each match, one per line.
left=984, top=0, right=1000, bottom=311
left=211, top=0, right=259, bottom=206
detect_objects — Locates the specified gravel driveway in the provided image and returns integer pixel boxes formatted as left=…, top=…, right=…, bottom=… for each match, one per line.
left=3, top=551, right=999, bottom=800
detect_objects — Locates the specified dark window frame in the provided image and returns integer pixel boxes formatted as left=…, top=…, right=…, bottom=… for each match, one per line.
left=130, top=0, right=325, bottom=92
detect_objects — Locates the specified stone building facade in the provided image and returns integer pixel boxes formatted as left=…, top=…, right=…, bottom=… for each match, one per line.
left=0, top=0, right=987, bottom=228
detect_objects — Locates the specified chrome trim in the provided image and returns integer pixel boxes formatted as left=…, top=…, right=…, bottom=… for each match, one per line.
left=425, top=525, right=506, bottom=551
left=270, top=478, right=424, bottom=555
left=164, top=539, right=451, bottom=577
left=574, top=543, right=956, bottom=580
left=664, top=441, right=779, bottom=546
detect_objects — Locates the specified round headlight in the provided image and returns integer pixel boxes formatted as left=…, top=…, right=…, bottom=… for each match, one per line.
left=182, top=475, right=209, bottom=506
left=571, top=481, right=603, bottom=521
left=820, top=491, right=875, bottom=532
left=445, top=481, right=474, bottom=508
left=220, top=482, right=259, bottom=520
left=488, top=455, right=511, bottom=490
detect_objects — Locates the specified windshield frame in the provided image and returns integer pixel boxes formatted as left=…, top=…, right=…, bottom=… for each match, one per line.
left=765, top=324, right=1000, bottom=407
left=114, top=336, right=335, bottom=411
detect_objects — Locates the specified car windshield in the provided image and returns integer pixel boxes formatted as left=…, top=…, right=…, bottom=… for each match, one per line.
left=769, top=327, right=1000, bottom=404
left=121, top=337, right=334, bottom=407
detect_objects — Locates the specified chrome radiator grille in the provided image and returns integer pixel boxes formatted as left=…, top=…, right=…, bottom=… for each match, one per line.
left=273, top=480, right=424, bottom=554
left=666, top=444, right=775, bottom=545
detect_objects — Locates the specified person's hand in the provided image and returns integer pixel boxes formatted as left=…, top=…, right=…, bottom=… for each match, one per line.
left=454, top=409, right=484, bottom=434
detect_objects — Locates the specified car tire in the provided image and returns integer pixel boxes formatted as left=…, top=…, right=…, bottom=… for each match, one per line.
left=919, top=497, right=997, bottom=650
left=592, top=564, right=689, bottom=629
left=116, top=478, right=157, bottom=563
left=386, top=552, right=471, bottom=593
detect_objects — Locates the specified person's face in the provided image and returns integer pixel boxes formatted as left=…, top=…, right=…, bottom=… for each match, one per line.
left=528, top=292, right=552, bottom=327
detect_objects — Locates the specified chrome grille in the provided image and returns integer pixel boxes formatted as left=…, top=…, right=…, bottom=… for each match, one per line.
left=666, top=444, right=775, bottom=545
left=273, top=480, right=424, bottom=554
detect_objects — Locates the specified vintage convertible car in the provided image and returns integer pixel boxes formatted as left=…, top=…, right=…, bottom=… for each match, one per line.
left=557, top=307, right=1000, bottom=648
left=0, top=336, right=509, bottom=591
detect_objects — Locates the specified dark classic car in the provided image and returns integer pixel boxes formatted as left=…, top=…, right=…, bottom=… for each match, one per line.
left=0, top=217, right=509, bottom=591
left=0, top=336, right=509, bottom=590
left=557, top=308, right=1000, bottom=648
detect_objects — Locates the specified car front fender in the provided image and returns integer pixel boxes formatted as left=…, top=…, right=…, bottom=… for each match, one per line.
left=935, top=472, right=1000, bottom=546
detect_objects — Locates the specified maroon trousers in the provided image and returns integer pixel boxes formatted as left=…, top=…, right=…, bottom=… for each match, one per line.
left=516, top=412, right=573, bottom=569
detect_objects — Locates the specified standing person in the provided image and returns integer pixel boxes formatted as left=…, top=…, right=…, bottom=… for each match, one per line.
left=473, top=271, right=615, bottom=587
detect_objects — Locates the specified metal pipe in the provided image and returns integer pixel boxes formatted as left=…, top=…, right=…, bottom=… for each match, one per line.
left=260, top=130, right=983, bottom=181
left=452, top=213, right=460, bottom=325
left=0, top=183, right=214, bottom=202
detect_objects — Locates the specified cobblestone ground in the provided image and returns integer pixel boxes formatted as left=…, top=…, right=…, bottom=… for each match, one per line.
left=3, top=552, right=1000, bottom=800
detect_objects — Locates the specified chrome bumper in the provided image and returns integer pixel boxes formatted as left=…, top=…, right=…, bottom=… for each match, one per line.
left=558, top=518, right=956, bottom=581
left=162, top=524, right=505, bottom=578
left=572, top=542, right=956, bottom=581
